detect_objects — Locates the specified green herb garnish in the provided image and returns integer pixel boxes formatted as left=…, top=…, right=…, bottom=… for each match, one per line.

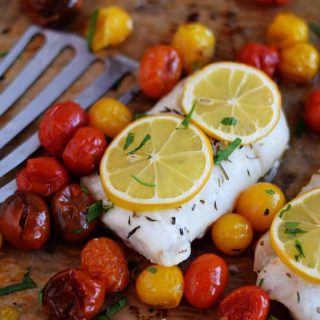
left=214, top=138, right=242, bottom=165
left=294, top=239, right=305, bottom=261
left=180, top=100, right=196, bottom=129
left=87, top=201, right=114, bottom=223
left=93, top=297, right=127, bottom=320
left=221, top=117, right=238, bottom=126
left=258, top=278, right=264, bottom=287
left=123, top=132, right=134, bottom=151
left=131, top=175, right=156, bottom=187
left=0, top=267, right=37, bottom=296
left=38, top=289, right=43, bottom=304
left=265, top=189, right=275, bottom=195
left=0, top=51, right=8, bottom=58
left=135, top=113, right=148, bottom=120
left=309, top=22, right=320, bottom=37
left=127, top=134, right=151, bottom=155
left=147, top=266, right=157, bottom=274
left=80, top=180, right=89, bottom=194
left=72, top=229, right=83, bottom=234
left=87, top=9, right=99, bottom=51
left=284, top=222, right=306, bottom=238
left=279, top=204, right=292, bottom=218
left=268, top=315, right=279, bottom=320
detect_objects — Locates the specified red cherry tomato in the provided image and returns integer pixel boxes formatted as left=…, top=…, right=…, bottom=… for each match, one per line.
left=39, top=101, right=88, bottom=156
left=304, top=89, right=320, bottom=134
left=0, top=192, right=50, bottom=250
left=51, top=184, right=98, bottom=243
left=42, top=268, right=106, bottom=320
left=81, top=237, right=130, bottom=293
left=184, top=253, right=228, bottom=309
left=62, top=127, right=107, bottom=175
left=16, top=157, right=69, bottom=197
left=237, top=43, right=279, bottom=77
left=138, top=44, right=182, bottom=99
left=255, top=0, right=288, bottom=5
left=218, top=285, right=270, bottom=320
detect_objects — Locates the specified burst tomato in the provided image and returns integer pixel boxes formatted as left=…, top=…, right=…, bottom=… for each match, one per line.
left=81, top=237, right=130, bottom=292
left=218, top=285, right=270, bottom=320
left=236, top=43, right=279, bottom=77
left=42, top=268, right=106, bottom=320
left=184, top=253, right=228, bottom=309
left=138, top=44, right=182, bottom=99
left=51, top=184, right=98, bottom=243
left=16, top=157, right=69, bottom=197
left=304, top=89, right=320, bottom=134
left=62, top=127, right=107, bottom=175
left=0, top=192, right=50, bottom=250
left=39, top=101, right=88, bottom=156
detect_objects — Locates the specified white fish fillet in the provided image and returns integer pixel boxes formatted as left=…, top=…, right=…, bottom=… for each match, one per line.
left=82, top=80, right=289, bottom=266
left=254, top=170, right=320, bottom=320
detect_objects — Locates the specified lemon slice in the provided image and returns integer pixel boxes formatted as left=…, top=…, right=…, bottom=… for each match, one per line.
left=182, top=62, right=281, bottom=144
left=270, top=187, right=320, bottom=283
left=100, top=114, right=213, bottom=211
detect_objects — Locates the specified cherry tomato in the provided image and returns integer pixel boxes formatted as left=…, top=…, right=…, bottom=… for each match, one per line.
left=0, top=230, right=3, bottom=251
left=218, top=285, right=270, bottom=320
left=51, top=184, right=98, bottom=243
left=255, top=0, right=288, bottom=5
left=62, top=127, right=107, bottom=175
left=0, top=192, right=50, bottom=250
left=236, top=43, right=279, bottom=77
left=39, top=101, right=88, bottom=156
left=89, top=98, right=133, bottom=138
left=42, top=268, right=106, bottom=320
left=184, top=253, right=228, bottom=309
left=16, top=157, right=69, bottom=197
left=304, top=89, right=320, bottom=133
left=211, top=213, right=253, bottom=256
left=81, top=237, right=130, bottom=292
left=136, top=265, right=184, bottom=309
left=236, top=182, right=286, bottom=232
left=138, top=45, right=182, bottom=99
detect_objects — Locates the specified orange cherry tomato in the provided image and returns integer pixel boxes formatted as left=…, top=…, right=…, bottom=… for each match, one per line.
left=138, top=44, right=182, bottom=99
left=218, top=285, right=270, bottom=320
left=236, top=42, right=279, bottom=77
left=39, top=101, right=88, bottom=156
left=62, top=127, right=107, bottom=175
left=0, top=191, right=50, bottom=250
left=81, top=237, right=130, bottom=293
left=304, top=89, right=320, bottom=134
left=16, top=157, right=69, bottom=197
left=184, top=253, right=228, bottom=309
left=42, top=268, right=106, bottom=320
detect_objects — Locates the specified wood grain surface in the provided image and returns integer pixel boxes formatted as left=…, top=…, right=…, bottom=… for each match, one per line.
left=1, top=0, right=320, bottom=319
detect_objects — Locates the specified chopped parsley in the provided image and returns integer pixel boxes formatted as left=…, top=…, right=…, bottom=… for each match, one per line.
left=221, top=117, right=238, bottom=126
left=123, top=132, right=134, bottom=151
left=214, top=138, right=242, bottom=165
left=87, top=9, right=99, bottom=51
left=279, top=204, right=292, bottom=218
left=93, top=297, right=127, bottom=320
left=284, top=221, right=306, bottom=238
left=0, top=267, right=37, bottom=296
left=87, top=201, right=114, bottom=223
left=294, top=239, right=305, bottom=261
left=127, top=134, right=151, bottom=155
left=265, top=189, right=275, bottom=195
left=131, top=175, right=156, bottom=187
left=177, top=100, right=196, bottom=129
left=147, top=266, right=157, bottom=274
left=309, top=22, right=320, bottom=37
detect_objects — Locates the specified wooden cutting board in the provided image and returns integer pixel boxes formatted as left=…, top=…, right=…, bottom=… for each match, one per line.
left=1, top=0, right=320, bottom=319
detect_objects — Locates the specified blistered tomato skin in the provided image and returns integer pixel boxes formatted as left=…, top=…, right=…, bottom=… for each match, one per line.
left=62, top=127, right=107, bottom=175
left=16, top=157, right=69, bottom=197
left=212, top=213, right=253, bottom=256
left=172, top=23, right=215, bottom=74
left=42, top=268, right=106, bottom=320
left=304, top=90, right=320, bottom=133
left=81, top=237, right=130, bottom=292
left=236, top=43, right=279, bottom=77
left=39, top=101, right=88, bottom=156
left=218, top=285, right=270, bottom=320
left=89, top=98, right=133, bottom=138
left=138, top=45, right=182, bottom=99
left=136, top=265, right=184, bottom=309
left=51, top=184, right=97, bottom=243
left=0, top=192, right=50, bottom=250
left=184, top=254, right=228, bottom=309
left=236, top=182, right=286, bottom=232
left=279, top=42, right=320, bottom=83
left=267, top=13, right=308, bottom=48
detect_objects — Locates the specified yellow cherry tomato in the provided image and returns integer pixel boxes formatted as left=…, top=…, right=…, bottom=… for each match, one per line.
left=279, top=42, right=320, bottom=83
left=267, top=13, right=308, bottom=48
left=172, top=23, right=215, bottom=74
left=0, top=306, right=20, bottom=320
left=92, top=6, right=133, bottom=51
left=89, top=98, right=133, bottom=138
left=235, top=182, right=286, bottom=232
left=136, top=265, right=184, bottom=309
left=211, top=213, right=253, bottom=256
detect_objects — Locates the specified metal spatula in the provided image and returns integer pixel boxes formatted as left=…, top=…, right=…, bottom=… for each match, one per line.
left=0, top=25, right=139, bottom=202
